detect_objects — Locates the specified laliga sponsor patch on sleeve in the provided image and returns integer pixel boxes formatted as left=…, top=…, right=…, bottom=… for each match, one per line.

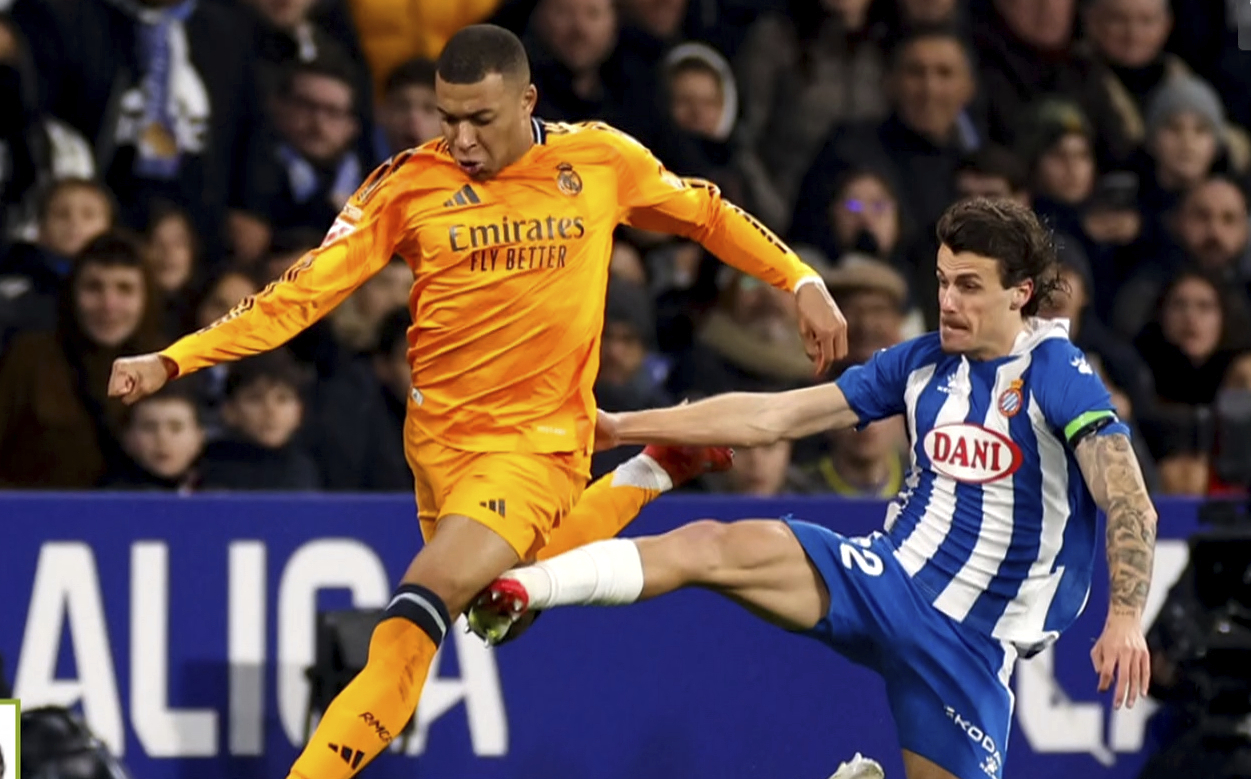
left=0, top=699, right=18, bottom=779
left=923, top=423, right=1023, bottom=483
left=321, top=205, right=362, bottom=247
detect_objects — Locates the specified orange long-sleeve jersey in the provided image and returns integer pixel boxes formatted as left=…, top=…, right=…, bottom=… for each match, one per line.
left=162, top=120, right=820, bottom=455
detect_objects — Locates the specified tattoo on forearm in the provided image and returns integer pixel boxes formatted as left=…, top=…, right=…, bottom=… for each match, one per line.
left=1076, top=433, right=1157, bottom=614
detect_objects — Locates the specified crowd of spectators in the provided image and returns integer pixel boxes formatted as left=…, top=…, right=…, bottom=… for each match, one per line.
left=1, top=0, right=1249, bottom=498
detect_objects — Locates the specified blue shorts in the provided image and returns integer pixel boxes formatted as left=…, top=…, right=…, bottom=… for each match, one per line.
left=785, top=520, right=1017, bottom=779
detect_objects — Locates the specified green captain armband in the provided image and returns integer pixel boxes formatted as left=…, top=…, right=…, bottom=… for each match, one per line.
left=1064, top=410, right=1119, bottom=446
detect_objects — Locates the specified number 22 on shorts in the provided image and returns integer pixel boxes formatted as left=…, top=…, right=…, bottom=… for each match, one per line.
left=839, top=537, right=884, bottom=576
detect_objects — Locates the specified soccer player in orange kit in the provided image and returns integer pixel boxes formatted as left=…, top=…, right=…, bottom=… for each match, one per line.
left=107, top=24, right=847, bottom=779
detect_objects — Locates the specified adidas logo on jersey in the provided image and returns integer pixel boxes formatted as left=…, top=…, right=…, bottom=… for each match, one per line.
left=479, top=499, right=506, bottom=517
left=327, top=743, right=365, bottom=769
left=443, top=184, right=482, bottom=208
left=923, top=423, right=1023, bottom=484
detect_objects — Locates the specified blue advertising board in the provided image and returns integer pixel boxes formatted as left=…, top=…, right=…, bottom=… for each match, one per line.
left=0, top=493, right=1201, bottom=779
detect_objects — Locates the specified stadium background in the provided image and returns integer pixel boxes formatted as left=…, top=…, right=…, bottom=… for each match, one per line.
left=1, top=0, right=1250, bottom=776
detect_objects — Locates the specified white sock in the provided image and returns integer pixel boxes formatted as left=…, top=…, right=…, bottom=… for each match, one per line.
left=503, top=539, right=645, bottom=609
left=610, top=453, right=673, bottom=491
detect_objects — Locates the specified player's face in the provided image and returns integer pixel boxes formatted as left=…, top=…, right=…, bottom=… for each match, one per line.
left=935, top=245, right=1031, bottom=359
left=436, top=73, right=538, bottom=180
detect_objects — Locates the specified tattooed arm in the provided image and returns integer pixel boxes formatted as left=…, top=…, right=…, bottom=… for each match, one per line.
left=1074, top=431, right=1157, bottom=709
left=1074, top=432, right=1158, bottom=616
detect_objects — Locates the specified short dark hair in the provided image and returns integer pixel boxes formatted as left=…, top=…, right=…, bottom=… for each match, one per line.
left=956, top=145, right=1028, bottom=193
left=889, top=23, right=974, bottom=73
left=436, top=24, right=530, bottom=84
left=935, top=198, right=1061, bottom=317
left=128, top=380, right=204, bottom=428
left=76, top=229, right=146, bottom=267
left=278, top=56, right=358, bottom=110
left=384, top=57, right=437, bottom=96
left=224, top=349, right=308, bottom=400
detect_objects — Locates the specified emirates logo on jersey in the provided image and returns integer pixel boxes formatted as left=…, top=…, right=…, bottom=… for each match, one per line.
left=923, top=423, right=1023, bottom=484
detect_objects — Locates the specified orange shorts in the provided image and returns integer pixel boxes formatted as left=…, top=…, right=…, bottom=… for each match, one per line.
left=405, top=420, right=589, bottom=561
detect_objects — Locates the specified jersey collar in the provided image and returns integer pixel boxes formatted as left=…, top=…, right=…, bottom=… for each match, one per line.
left=531, top=117, right=546, bottom=145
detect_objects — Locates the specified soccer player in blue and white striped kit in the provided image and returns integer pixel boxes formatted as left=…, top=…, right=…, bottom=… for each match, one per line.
left=468, top=198, right=1157, bottom=779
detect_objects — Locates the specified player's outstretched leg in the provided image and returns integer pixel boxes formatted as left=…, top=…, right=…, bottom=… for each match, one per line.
left=287, top=515, right=520, bottom=779
left=467, top=445, right=732, bottom=644
left=537, top=445, right=733, bottom=560
left=468, top=518, right=829, bottom=641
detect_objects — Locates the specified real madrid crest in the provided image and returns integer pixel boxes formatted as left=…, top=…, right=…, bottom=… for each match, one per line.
left=556, top=162, right=582, bottom=196
left=998, top=379, right=1024, bottom=418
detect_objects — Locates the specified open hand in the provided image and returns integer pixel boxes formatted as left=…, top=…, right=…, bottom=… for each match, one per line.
left=1091, top=612, right=1150, bottom=709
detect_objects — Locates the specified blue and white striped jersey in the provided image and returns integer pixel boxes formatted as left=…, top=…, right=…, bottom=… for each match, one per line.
left=836, top=319, right=1129, bottom=655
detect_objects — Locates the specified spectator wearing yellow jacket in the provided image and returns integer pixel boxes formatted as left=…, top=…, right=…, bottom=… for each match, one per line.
left=349, top=0, right=503, bottom=97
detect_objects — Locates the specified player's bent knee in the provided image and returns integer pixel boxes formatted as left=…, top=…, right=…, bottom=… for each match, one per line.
left=662, top=519, right=735, bottom=584
left=663, top=519, right=797, bottom=588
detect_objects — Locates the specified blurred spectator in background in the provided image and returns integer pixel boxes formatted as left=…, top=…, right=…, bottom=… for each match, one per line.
left=817, top=168, right=907, bottom=273
left=0, top=231, right=165, bottom=488
left=1133, top=268, right=1251, bottom=492
left=327, top=256, right=410, bottom=356
left=525, top=0, right=705, bottom=175
left=0, top=177, right=115, bottom=349
left=669, top=270, right=815, bottom=398
left=797, top=416, right=908, bottom=497
left=663, top=44, right=770, bottom=223
left=138, top=199, right=200, bottom=340
left=0, top=14, right=96, bottom=243
left=592, top=276, right=673, bottom=476
left=268, top=58, right=365, bottom=236
left=1080, top=0, right=1187, bottom=167
left=733, top=0, right=889, bottom=232
left=1020, top=99, right=1097, bottom=233
left=701, top=439, right=800, bottom=496
left=1136, top=268, right=1249, bottom=408
left=973, top=0, right=1117, bottom=153
left=823, top=256, right=909, bottom=365
left=303, top=308, right=411, bottom=491
left=347, top=0, right=503, bottom=99
left=950, top=144, right=1030, bottom=204
left=1115, top=176, right=1251, bottom=338
left=107, top=381, right=204, bottom=491
left=11, top=0, right=283, bottom=268
left=790, top=25, right=978, bottom=252
left=241, top=0, right=376, bottom=169
left=200, top=348, right=321, bottom=490
left=1136, top=75, right=1248, bottom=234
left=377, top=58, right=441, bottom=157
left=187, top=267, right=260, bottom=437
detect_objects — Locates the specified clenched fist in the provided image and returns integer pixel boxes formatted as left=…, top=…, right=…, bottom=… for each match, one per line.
left=108, top=353, right=176, bottom=405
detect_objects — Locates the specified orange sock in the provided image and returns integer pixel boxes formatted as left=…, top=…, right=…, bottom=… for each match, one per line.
left=540, top=460, right=663, bottom=560
left=288, top=585, right=449, bottom=779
